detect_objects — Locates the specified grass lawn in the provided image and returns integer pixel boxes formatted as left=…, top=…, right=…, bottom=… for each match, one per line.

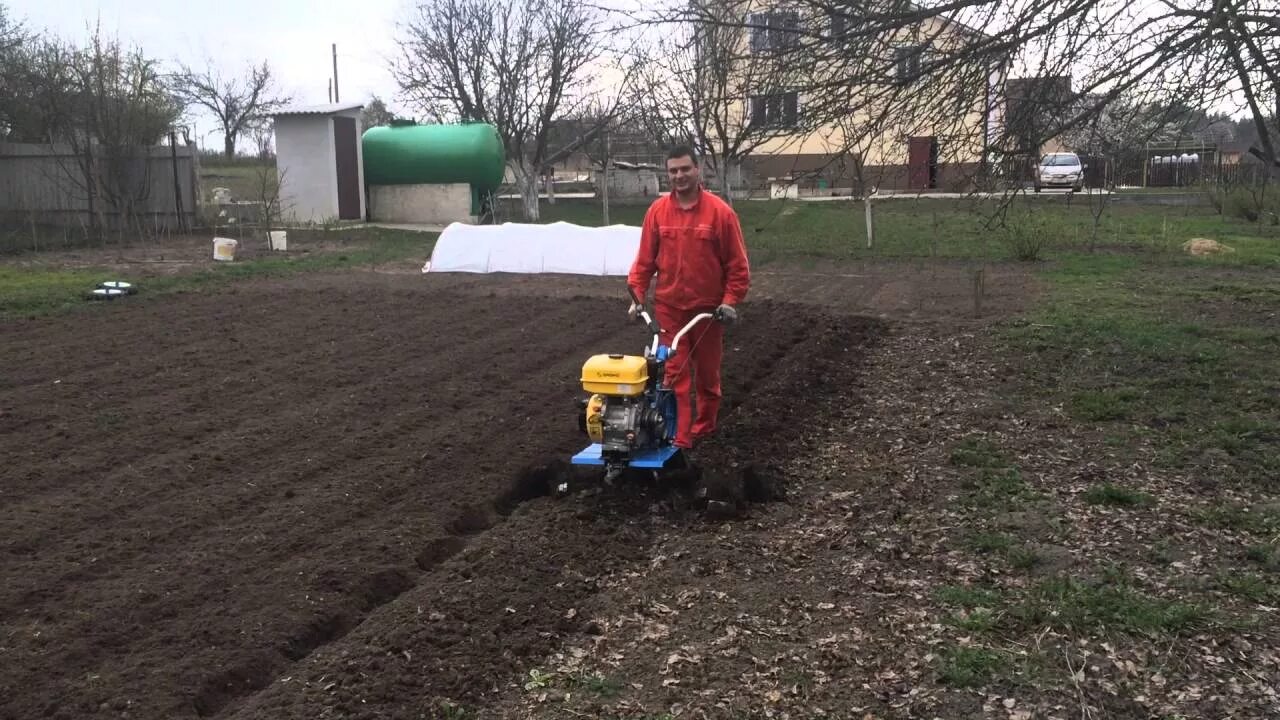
left=521, top=195, right=1280, bottom=266
left=198, top=163, right=277, bottom=203
left=1007, top=252, right=1280, bottom=484
left=912, top=199, right=1277, bottom=697
left=0, top=227, right=433, bottom=319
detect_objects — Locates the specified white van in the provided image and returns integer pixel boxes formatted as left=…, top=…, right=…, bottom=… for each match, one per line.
left=1035, top=152, right=1085, bottom=192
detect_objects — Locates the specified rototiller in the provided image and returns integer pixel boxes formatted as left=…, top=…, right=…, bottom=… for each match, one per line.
left=569, top=290, right=729, bottom=486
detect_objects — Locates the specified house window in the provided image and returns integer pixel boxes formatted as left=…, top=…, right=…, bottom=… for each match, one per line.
left=748, top=10, right=801, bottom=52
left=828, top=10, right=848, bottom=42
left=894, top=44, right=926, bottom=83
left=750, top=92, right=800, bottom=129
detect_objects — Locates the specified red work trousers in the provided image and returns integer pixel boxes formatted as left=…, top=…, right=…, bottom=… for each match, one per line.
left=656, top=304, right=724, bottom=449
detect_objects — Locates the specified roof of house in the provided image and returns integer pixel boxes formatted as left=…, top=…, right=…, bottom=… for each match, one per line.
left=1005, top=76, right=1073, bottom=100
left=272, top=101, right=365, bottom=117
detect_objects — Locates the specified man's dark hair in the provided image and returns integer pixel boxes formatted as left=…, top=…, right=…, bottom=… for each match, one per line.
left=666, top=145, right=698, bottom=164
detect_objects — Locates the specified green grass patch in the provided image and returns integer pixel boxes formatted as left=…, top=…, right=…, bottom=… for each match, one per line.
left=1146, top=540, right=1177, bottom=566
left=967, top=468, right=1041, bottom=511
left=1012, top=572, right=1210, bottom=638
left=567, top=673, right=623, bottom=698
left=1083, top=483, right=1155, bottom=508
left=950, top=437, right=1010, bottom=469
left=528, top=195, right=1280, bottom=265
left=937, top=571, right=1210, bottom=639
left=935, top=585, right=1004, bottom=609
left=0, top=265, right=116, bottom=317
left=0, top=228, right=433, bottom=319
left=199, top=163, right=277, bottom=203
left=1214, top=572, right=1276, bottom=603
left=935, top=645, right=1009, bottom=687
left=946, top=607, right=1001, bottom=633
left=967, top=532, right=1016, bottom=554
left=964, top=532, right=1047, bottom=572
left=1070, top=389, right=1141, bottom=422
left=436, top=702, right=471, bottom=720
left=1006, top=245, right=1280, bottom=485
left=1192, top=503, right=1280, bottom=535
left=1244, top=543, right=1279, bottom=571
left=1006, top=545, right=1044, bottom=570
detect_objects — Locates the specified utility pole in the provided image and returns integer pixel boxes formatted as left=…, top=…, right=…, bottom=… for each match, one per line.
left=332, top=44, right=340, bottom=102
left=602, top=128, right=611, bottom=226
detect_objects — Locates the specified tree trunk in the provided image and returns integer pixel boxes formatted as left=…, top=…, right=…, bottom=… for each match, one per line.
left=513, top=164, right=541, bottom=221
left=718, top=154, right=735, bottom=206
left=224, top=132, right=236, bottom=159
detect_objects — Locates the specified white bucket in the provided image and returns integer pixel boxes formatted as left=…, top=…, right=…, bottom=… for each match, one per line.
left=268, top=230, right=288, bottom=251
left=213, top=237, right=237, bottom=261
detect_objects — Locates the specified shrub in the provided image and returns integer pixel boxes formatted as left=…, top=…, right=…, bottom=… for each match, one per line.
left=998, top=210, right=1055, bottom=261
left=1217, top=184, right=1280, bottom=224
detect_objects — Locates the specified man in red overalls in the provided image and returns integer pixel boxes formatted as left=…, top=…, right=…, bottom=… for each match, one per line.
left=627, top=145, right=751, bottom=451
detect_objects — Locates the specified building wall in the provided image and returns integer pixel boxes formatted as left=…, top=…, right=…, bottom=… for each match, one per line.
left=275, top=115, right=338, bottom=223
left=731, top=9, right=1005, bottom=189
left=368, top=183, right=474, bottom=225
left=746, top=74, right=999, bottom=177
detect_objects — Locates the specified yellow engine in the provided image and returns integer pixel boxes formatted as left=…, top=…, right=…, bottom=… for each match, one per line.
left=580, top=354, right=648, bottom=395
left=576, top=353, right=668, bottom=464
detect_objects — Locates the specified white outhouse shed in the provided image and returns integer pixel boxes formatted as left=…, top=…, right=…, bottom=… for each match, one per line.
left=272, top=102, right=366, bottom=223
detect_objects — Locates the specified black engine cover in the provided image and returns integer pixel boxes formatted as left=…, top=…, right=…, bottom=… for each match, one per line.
left=588, top=395, right=665, bottom=460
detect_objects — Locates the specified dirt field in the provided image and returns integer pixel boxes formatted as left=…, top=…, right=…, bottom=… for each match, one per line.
left=6, top=251, right=1279, bottom=719
left=0, top=268, right=913, bottom=719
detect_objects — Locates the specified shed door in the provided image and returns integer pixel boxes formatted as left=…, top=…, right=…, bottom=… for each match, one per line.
left=908, top=136, right=938, bottom=190
left=333, top=116, right=361, bottom=220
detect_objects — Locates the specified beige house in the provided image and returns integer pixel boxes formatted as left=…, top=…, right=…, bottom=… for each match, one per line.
left=723, top=3, right=1007, bottom=193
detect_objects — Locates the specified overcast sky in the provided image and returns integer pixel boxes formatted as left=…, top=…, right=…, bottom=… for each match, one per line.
left=10, top=0, right=413, bottom=150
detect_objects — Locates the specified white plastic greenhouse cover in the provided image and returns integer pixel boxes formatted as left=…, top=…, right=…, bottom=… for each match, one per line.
left=422, top=221, right=641, bottom=276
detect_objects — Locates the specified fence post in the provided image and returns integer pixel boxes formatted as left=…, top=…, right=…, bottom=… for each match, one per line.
left=864, top=193, right=874, bottom=249
left=973, top=267, right=985, bottom=317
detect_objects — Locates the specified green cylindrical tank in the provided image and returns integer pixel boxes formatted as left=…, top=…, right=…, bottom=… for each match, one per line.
left=361, top=122, right=505, bottom=191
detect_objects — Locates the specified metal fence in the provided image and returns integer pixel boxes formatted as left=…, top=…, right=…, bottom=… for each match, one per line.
left=0, top=141, right=198, bottom=234
left=992, top=152, right=1276, bottom=190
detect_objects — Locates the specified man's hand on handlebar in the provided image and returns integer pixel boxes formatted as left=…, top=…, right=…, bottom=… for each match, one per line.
left=628, top=302, right=641, bottom=322
left=715, top=304, right=738, bottom=324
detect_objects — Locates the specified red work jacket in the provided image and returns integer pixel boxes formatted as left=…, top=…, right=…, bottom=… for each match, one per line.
left=627, top=187, right=751, bottom=312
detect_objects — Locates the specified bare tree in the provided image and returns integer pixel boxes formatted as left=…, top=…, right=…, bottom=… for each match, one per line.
left=626, top=0, right=826, bottom=202
left=628, top=0, right=1278, bottom=200
left=393, top=0, right=635, bottom=220
left=7, top=25, right=179, bottom=238
left=625, top=0, right=1013, bottom=199
left=250, top=120, right=274, bottom=159
left=360, top=95, right=397, bottom=129
left=76, top=31, right=179, bottom=235
left=171, top=60, right=290, bottom=158
left=0, top=3, right=28, bottom=138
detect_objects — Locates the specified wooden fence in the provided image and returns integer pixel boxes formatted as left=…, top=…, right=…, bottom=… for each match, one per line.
left=0, top=141, right=198, bottom=233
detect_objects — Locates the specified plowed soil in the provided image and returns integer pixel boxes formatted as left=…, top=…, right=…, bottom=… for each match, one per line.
left=0, top=273, right=884, bottom=719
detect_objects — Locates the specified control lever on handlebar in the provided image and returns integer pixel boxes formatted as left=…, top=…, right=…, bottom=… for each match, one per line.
left=627, top=288, right=662, bottom=357
left=629, top=290, right=734, bottom=358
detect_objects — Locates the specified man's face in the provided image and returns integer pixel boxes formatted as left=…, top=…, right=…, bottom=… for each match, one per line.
left=667, top=154, right=700, bottom=193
